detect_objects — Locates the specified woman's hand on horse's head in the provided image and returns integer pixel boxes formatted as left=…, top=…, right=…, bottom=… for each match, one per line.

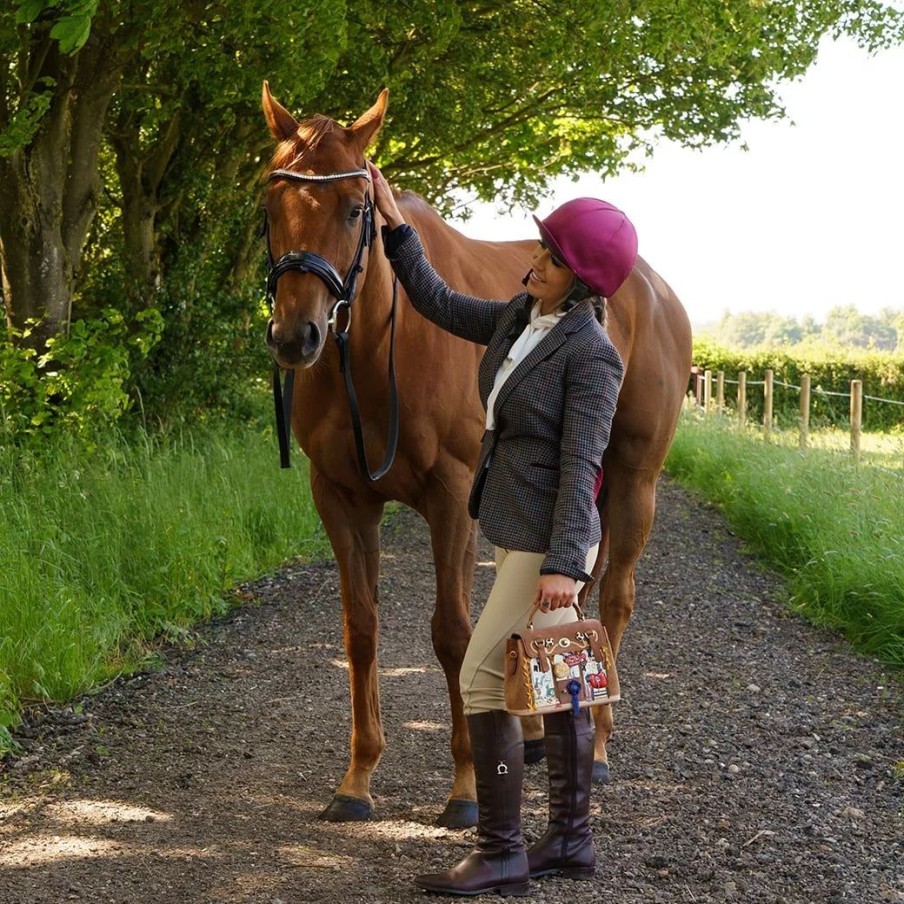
left=368, top=161, right=406, bottom=231
left=533, top=574, right=578, bottom=612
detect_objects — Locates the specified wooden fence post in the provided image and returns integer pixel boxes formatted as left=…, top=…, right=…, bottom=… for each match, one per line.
left=764, top=369, right=774, bottom=438
left=704, top=369, right=712, bottom=414
left=850, top=379, right=862, bottom=463
left=799, top=373, right=810, bottom=449
left=738, top=371, right=747, bottom=429
left=716, top=371, right=725, bottom=414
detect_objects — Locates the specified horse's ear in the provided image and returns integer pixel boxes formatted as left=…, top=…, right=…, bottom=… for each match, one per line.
left=348, top=88, right=389, bottom=151
left=262, top=81, right=299, bottom=142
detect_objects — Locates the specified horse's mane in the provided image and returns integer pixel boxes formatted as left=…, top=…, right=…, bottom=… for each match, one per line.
left=396, top=190, right=439, bottom=220
left=395, top=190, right=471, bottom=244
left=396, top=190, right=523, bottom=243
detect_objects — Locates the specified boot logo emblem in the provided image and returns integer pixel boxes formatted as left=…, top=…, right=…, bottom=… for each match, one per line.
left=496, top=761, right=509, bottom=775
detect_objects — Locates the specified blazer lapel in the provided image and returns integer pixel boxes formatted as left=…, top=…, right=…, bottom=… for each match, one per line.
left=492, top=302, right=594, bottom=415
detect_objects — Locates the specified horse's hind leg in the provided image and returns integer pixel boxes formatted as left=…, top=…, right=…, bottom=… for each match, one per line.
left=311, top=468, right=386, bottom=821
left=592, top=461, right=658, bottom=784
left=422, top=472, right=479, bottom=828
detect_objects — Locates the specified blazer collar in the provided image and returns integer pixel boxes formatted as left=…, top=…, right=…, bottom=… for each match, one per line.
left=558, top=298, right=596, bottom=334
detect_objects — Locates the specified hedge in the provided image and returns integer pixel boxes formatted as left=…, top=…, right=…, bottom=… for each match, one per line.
left=690, top=339, right=904, bottom=431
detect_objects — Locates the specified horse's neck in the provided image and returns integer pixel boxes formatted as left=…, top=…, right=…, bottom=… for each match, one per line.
left=356, top=248, right=397, bottom=335
left=355, top=204, right=444, bottom=333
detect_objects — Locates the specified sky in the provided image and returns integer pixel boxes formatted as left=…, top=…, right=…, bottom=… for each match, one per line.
left=455, top=36, right=904, bottom=329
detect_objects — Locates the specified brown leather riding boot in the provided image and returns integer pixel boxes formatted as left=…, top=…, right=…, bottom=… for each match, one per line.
left=527, top=709, right=596, bottom=880
left=414, top=711, right=530, bottom=896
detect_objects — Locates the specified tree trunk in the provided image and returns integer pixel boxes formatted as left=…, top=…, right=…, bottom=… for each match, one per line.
left=110, top=109, right=183, bottom=308
left=0, top=41, right=71, bottom=346
left=0, top=24, right=120, bottom=351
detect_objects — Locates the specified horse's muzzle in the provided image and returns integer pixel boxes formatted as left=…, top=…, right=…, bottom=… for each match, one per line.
left=266, top=317, right=323, bottom=367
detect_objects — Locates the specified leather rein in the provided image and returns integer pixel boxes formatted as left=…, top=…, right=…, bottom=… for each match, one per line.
left=263, top=167, right=400, bottom=480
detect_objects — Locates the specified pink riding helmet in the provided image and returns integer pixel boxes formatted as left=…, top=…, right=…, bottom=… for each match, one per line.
left=533, top=198, right=638, bottom=299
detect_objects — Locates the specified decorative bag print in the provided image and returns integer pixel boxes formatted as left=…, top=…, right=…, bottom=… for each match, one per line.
left=504, top=604, right=620, bottom=716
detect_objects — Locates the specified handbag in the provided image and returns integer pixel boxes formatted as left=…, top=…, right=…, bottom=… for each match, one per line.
left=504, top=604, right=620, bottom=716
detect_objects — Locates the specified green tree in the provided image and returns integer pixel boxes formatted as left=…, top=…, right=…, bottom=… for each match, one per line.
left=717, top=311, right=768, bottom=347
left=878, top=307, right=904, bottom=352
left=894, top=313, right=904, bottom=354
left=327, top=1, right=904, bottom=210
left=0, top=0, right=345, bottom=347
left=824, top=303, right=898, bottom=350
left=762, top=315, right=804, bottom=346
left=2, top=0, right=903, bottom=417
left=800, top=314, right=822, bottom=341
left=105, top=1, right=346, bottom=305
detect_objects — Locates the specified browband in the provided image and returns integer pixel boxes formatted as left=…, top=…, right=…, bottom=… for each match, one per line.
left=268, top=168, right=370, bottom=184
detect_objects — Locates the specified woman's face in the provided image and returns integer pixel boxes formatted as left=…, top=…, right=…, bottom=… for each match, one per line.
left=527, top=241, right=575, bottom=307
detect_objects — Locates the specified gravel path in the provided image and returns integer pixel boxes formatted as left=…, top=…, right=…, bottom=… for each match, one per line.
left=1, top=476, right=902, bottom=904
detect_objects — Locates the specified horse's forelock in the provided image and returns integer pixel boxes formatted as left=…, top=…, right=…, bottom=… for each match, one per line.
left=298, top=114, right=340, bottom=149
left=268, top=115, right=350, bottom=173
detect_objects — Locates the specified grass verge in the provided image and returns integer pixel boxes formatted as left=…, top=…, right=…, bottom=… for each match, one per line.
left=666, top=411, right=904, bottom=668
left=0, top=423, right=329, bottom=753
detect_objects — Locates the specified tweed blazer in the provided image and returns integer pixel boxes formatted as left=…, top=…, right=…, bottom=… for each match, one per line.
left=385, top=226, right=625, bottom=582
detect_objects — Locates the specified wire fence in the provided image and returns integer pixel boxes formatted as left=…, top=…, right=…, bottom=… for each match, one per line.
left=689, top=366, right=904, bottom=472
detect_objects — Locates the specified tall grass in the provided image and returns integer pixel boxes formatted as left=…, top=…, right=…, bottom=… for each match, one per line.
left=666, top=412, right=904, bottom=667
left=0, top=423, right=329, bottom=751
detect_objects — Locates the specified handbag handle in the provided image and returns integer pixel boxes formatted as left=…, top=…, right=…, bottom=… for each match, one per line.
left=526, top=601, right=586, bottom=631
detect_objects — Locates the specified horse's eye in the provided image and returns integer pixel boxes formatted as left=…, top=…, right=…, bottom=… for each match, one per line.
left=348, top=206, right=363, bottom=221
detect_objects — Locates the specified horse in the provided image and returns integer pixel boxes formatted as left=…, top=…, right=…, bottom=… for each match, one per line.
left=260, top=84, right=693, bottom=826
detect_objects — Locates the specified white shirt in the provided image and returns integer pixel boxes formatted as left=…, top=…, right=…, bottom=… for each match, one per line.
left=485, top=300, right=565, bottom=430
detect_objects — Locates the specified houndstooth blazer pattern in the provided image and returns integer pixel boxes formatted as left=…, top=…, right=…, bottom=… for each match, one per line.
left=386, top=226, right=625, bottom=582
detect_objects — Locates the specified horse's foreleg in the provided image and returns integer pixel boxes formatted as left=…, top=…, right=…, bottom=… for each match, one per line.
left=593, top=463, right=658, bottom=784
left=311, top=469, right=385, bottom=821
left=422, top=473, right=479, bottom=829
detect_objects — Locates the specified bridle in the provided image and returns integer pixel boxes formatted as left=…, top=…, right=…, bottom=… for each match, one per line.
left=263, top=166, right=400, bottom=480
left=265, top=168, right=374, bottom=322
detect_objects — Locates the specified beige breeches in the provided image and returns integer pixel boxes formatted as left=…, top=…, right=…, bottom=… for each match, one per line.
left=460, top=545, right=599, bottom=715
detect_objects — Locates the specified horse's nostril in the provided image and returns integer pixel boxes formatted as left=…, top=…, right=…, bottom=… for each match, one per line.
left=303, top=321, right=321, bottom=356
left=266, top=318, right=279, bottom=347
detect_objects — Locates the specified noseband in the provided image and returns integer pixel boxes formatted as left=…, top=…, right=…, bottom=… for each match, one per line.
left=263, top=167, right=400, bottom=480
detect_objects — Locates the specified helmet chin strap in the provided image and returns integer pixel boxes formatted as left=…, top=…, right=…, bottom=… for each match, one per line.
left=561, top=277, right=592, bottom=310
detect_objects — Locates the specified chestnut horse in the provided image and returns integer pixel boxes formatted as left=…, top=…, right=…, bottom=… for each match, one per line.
left=261, top=85, right=692, bottom=826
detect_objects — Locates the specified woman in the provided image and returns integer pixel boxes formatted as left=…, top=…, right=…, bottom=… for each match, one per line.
left=369, top=163, right=635, bottom=897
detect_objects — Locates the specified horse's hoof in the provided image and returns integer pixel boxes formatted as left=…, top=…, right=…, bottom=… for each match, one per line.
left=436, top=798, right=478, bottom=829
left=523, top=738, right=547, bottom=764
left=592, top=760, right=611, bottom=785
left=318, top=793, right=373, bottom=822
